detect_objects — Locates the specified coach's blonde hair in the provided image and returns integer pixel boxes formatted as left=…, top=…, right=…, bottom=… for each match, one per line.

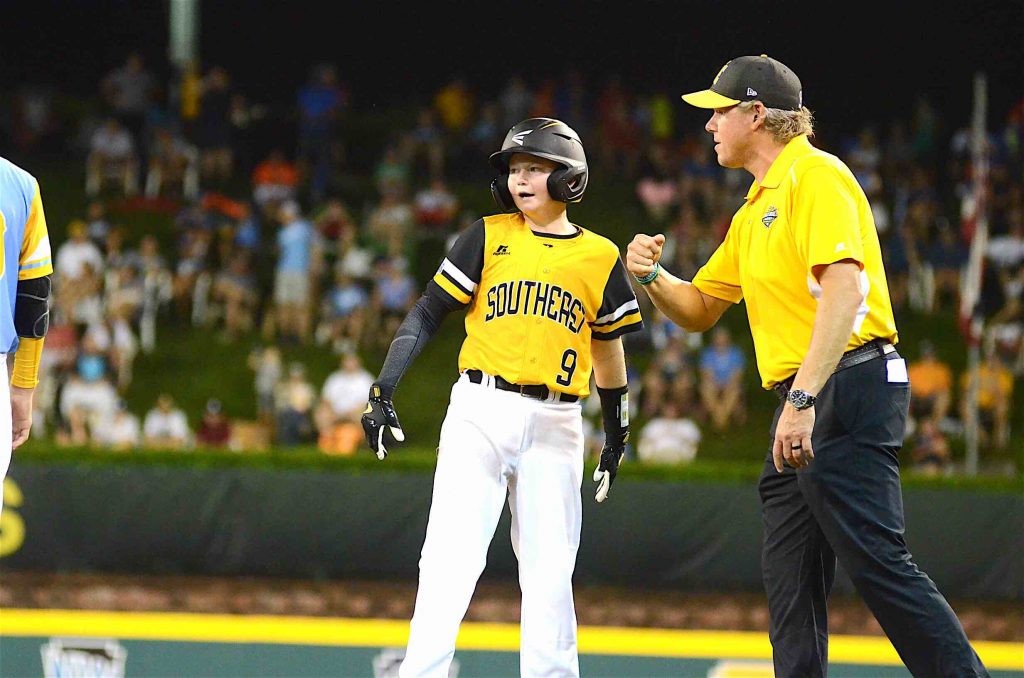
left=738, top=101, right=815, bottom=143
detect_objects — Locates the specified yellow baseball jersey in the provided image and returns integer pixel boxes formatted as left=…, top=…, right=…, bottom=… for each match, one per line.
left=430, top=213, right=642, bottom=398
left=692, top=135, right=898, bottom=389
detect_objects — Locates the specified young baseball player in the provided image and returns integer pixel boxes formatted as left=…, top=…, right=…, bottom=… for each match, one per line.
left=362, top=117, right=643, bottom=677
left=0, top=155, right=53, bottom=519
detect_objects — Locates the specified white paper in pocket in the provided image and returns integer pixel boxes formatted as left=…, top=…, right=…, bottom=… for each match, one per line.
left=887, top=358, right=909, bottom=383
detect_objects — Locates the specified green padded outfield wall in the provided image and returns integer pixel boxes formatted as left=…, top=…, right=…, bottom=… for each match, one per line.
left=1, top=463, right=1021, bottom=600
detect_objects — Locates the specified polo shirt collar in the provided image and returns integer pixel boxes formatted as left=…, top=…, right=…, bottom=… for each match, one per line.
left=744, top=134, right=814, bottom=201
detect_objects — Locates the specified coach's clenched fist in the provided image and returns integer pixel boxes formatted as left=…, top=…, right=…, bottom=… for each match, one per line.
left=626, top=233, right=666, bottom=280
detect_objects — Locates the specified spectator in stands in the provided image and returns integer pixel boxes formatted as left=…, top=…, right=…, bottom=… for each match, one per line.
left=211, top=250, right=259, bottom=341
left=58, top=260, right=104, bottom=330
left=368, top=256, right=416, bottom=349
left=100, top=52, right=157, bottom=155
left=413, top=177, right=459, bottom=237
left=92, top=398, right=141, bottom=451
left=906, top=340, right=953, bottom=428
left=317, top=268, right=369, bottom=353
left=959, top=346, right=1015, bottom=450
left=248, top=345, right=283, bottom=423
left=83, top=307, right=138, bottom=392
left=925, top=224, right=967, bottom=309
left=314, top=352, right=374, bottom=454
left=144, top=125, right=199, bottom=200
left=636, top=400, right=702, bottom=466
left=635, top=142, right=678, bottom=228
left=313, top=197, right=357, bottom=251
left=194, top=65, right=235, bottom=187
left=101, top=226, right=131, bottom=273
left=297, top=63, right=346, bottom=202
left=86, top=117, right=139, bottom=197
left=365, top=189, right=414, bottom=259
left=106, top=262, right=146, bottom=322
left=640, top=334, right=697, bottom=418
left=274, top=362, right=317, bottom=446
left=698, top=326, right=747, bottom=431
left=434, top=77, right=473, bottom=134
left=56, top=219, right=105, bottom=286
left=56, top=346, right=119, bottom=447
left=196, top=398, right=232, bottom=448
left=171, top=227, right=213, bottom=321
left=86, top=199, right=112, bottom=248
left=909, top=418, right=952, bottom=477
left=374, top=144, right=411, bottom=200
left=252, top=148, right=299, bottom=209
left=142, top=393, right=192, bottom=450
left=269, top=200, right=321, bottom=345
left=407, top=108, right=445, bottom=180
left=498, top=74, right=532, bottom=130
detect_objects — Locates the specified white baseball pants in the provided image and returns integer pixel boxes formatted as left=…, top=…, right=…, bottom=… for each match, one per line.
left=399, top=372, right=584, bottom=678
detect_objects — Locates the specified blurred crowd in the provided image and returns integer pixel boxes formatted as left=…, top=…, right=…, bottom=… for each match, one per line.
left=5, top=52, right=1022, bottom=472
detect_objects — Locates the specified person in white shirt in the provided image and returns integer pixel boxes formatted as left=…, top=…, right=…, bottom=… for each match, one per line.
left=93, top=399, right=141, bottom=451
left=143, top=393, right=192, bottom=450
left=637, top=401, right=701, bottom=465
left=86, top=117, right=139, bottom=197
left=55, top=219, right=105, bottom=283
left=314, top=352, right=374, bottom=433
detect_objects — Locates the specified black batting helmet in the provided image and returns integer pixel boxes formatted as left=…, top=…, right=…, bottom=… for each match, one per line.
left=488, top=117, right=588, bottom=212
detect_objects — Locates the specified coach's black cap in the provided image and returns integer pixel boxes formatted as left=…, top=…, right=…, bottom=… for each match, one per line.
left=682, top=54, right=803, bottom=111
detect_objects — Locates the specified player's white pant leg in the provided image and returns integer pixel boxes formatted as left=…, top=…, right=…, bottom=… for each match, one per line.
left=400, top=377, right=527, bottom=678
left=510, top=400, right=584, bottom=678
left=0, top=356, right=11, bottom=518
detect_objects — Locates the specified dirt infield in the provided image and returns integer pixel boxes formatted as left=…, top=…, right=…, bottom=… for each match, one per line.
left=1, top=571, right=1020, bottom=642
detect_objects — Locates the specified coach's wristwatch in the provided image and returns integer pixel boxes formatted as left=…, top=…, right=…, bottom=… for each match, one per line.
left=787, top=389, right=817, bottom=411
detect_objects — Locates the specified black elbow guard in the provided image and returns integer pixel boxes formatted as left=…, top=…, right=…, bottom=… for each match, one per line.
left=15, top=275, right=51, bottom=338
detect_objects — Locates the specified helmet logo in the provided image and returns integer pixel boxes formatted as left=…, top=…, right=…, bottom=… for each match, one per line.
left=512, top=129, right=534, bottom=145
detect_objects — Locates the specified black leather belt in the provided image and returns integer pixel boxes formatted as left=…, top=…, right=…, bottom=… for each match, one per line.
left=772, top=339, right=897, bottom=400
left=465, top=369, right=580, bottom=403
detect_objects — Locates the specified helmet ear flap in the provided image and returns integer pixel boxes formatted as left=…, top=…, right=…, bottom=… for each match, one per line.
left=547, top=166, right=588, bottom=203
left=490, top=175, right=517, bottom=212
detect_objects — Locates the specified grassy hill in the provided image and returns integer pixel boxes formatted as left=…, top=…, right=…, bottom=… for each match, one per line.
left=17, top=123, right=1023, bottom=478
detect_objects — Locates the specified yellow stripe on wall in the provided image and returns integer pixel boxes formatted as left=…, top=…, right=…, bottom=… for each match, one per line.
left=1, top=609, right=1021, bottom=671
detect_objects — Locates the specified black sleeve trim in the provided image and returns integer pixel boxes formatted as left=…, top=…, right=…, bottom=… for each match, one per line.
left=444, top=218, right=486, bottom=285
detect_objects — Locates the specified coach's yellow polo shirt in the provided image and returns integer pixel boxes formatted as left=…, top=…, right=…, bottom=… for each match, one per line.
left=692, top=135, right=898, bottom=389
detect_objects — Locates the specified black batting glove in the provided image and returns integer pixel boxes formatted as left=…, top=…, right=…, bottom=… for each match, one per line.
left=594, top=436, right=627, bottom=503
left=594, top=385, right=629, bottom=503
left=361, top=384, right=405, bottom=460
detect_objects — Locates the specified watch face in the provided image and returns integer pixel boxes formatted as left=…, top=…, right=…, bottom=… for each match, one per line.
left=789, top=390, right=810, bottom=409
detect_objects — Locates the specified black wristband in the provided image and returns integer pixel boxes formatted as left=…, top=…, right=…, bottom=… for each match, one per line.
left=597, top=385, right=629, bottom=444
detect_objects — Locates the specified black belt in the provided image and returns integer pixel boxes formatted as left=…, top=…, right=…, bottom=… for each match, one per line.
left=465, top=369, right=580, bottom=403
left=772, top=339, right=897, bottom=400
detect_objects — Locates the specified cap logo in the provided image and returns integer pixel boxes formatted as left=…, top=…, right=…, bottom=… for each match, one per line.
left=512, top=130, right=534, bottom=145
left=747, top=87, right=758, bottom=97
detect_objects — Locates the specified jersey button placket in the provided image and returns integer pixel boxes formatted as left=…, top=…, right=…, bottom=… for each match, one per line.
left=521, top=240, right=547, bottom=382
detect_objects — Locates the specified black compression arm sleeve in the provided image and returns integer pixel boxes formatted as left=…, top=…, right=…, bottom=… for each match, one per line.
left=15, top=275, right=51, bottom=338
left=374, top=286, right=460, bottom=397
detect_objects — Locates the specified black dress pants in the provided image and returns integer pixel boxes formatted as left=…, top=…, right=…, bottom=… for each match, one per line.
left=758, top=351, right=988, bottom=677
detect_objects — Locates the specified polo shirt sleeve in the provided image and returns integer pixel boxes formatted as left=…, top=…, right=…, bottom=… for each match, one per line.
left=692, top=222, right=742, bottom=304
left=792, top=165, right=865, bottom=277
